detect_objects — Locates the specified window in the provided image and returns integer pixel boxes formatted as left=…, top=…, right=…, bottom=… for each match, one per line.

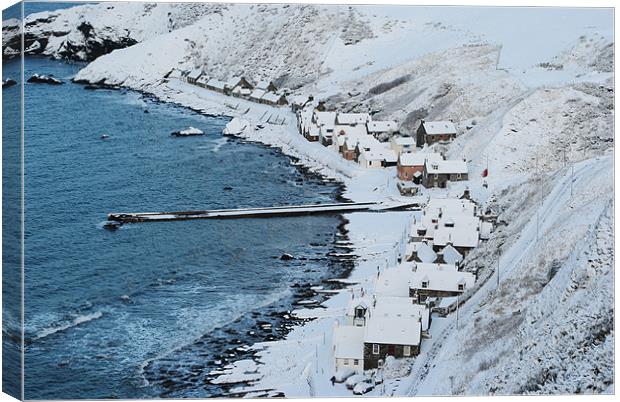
left=372, top=344, right=380, bottom=355
left=403, top=346, right=411, bottom=356
left=354, top=359, right=359, bottom=366
left=458, top=283, right=465, bottom=291
left=343, top=359, right=349, bottom=366
left=422, top=281, right=428, bottom=289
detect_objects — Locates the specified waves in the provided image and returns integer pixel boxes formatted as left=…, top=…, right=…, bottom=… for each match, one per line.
left=32, top=311, right=104, bottom=342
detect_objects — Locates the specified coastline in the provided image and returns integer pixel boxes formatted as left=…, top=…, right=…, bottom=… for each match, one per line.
left=84, top=76, right=414, bottom=396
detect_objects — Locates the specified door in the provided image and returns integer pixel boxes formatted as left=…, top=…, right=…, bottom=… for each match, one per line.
left=387, top=345, right=395, bottom=356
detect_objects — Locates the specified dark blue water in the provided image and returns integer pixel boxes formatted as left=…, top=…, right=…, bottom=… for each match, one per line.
left=3, top=56, right=347, bottom=399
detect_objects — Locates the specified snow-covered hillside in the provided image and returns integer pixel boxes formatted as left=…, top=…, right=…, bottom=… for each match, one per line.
left=7, top=2, right=613, bottom=397
left=404, top=154, right=613, bottom=395
left=14, top=2, right=220, bottom=60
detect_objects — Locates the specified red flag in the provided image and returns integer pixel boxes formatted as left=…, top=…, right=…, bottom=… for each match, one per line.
left=482, top=168, right=488, bottom=178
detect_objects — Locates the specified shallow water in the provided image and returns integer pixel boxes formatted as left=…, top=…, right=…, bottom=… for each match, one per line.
left=3, top=56, right=346, bottom=399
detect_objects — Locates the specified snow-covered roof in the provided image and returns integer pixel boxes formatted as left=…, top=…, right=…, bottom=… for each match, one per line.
left=290, top=94, right=311, bottom=106
left=390, top=135, right=415, bottom=145
left=368, top=120, right=398, bottom=133
left=375, top=266, right=416, bottom=297
left=426, top=198, right=476, bottom=216
left=187, top=68, right=203, bottom=80
left=334, top=124, right=368, bottom=138
left=314, top=111, right=337, bottom=128
left=333, top=325, right=365, bottom=360
left=399, top=152, right=442, bottom=167
left=364, top=315, right=421, bottom=346
left=196, top=75, right=209, bottom=84
left=441, top=244, right=463, bottom=265
left=255, top=80, right=275, bottom=91
left=249, top=88, right=266, bottom=100
left=336, top=113, right=371, bottom=125
left=416, top=242, right=437, bottom=263
left=425, top=159, right=468, bottom=175
left=371, top=296, right=430, bottom=332
left=206, top=78, right=227, bottom=90
left=346, top=298, right=371, bottom=317
left=226, top=76, right=244, bottom=88
left=307, top=125, right=320, bottom=136
left=261, top=91, right=285, bottom=103
left=232, top=86, right=252, bottom=96
left=422, top=120, right=457, bottom=135
left=433, top=220, right=479, bottom=248
left=410, top=263, right=476, bottom=293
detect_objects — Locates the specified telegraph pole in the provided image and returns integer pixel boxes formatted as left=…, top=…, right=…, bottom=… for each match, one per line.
left=497, top=255, right=500, bottom=288
left=571, top=162, right=574, bottom=199
left=456, top=294, right=460, bottom=330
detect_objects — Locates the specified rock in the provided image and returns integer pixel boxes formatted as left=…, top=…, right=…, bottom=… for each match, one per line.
left=2, top=78, right=17, bottom=89
left=280, top=253, right=295, bottom=260
left=171, top=126, right=204, bottom=136
left=27, top=74, right=62, bottom=85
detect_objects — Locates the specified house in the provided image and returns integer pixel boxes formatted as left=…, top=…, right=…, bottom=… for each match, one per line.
left=422, top=159, right=468, bottom=188
left=367, top=120, right=399, bottom=138
left=290, top=94, right=313, bottom=112
left=410, top=198, right=480, bottom=254
left=374, top=265, right=416, bottom=298
left=437, top=244, right=464, bottom=266
left=363, top=312, right=422, bottom=369
left=432, top=215, right=480, bottom=256
left=205, top=78, right=227, bottom=93
left=336, top=112, right=371, bottom=126
left=358, top=147, right=398, bottom=168
left=305, top=125, right=320, bottom=142
left=333, top=325, right=365, bottom=374
left=407, top=241, right=437, bottom=263
left=255, top=80, right=277, bottom=92
left=179, top=70, right=190, bottom=81
left=226, top=76, right=252, bottom=94
left=249, top=88, right=266, bottom=103
left=319, top=126, right=333, bottom=146
left=397, top=181, right=418, bottom=196
left=371, top=296, right=431, bottom=332
left=416, top=120, right=457, bottom=147
left=390, top=135, right=416, bottom=154
left=312, top=111, right=337, bottom=143
left=345, top=299, right=370, bottom=326
left=186, top=68, right=203, bottom=84
left=330, top=126, right=368, bottom=156
left=408, top=263, right=476, bottom=302
left=261, top=92, right=288, bottom=106
left=397, top=152, right=442, bottom=181
left=195, top=75, right=210, bottom=88
left=231, top=85, right=252, bottom=98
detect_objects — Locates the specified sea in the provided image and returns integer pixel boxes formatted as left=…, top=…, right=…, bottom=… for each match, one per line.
left=2, top=4, right=348, bottom=398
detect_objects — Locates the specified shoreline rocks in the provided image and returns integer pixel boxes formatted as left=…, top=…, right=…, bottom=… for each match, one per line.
left=27, top=73, right=62, bottom=85
left=2, top=78, right=17, bottom=89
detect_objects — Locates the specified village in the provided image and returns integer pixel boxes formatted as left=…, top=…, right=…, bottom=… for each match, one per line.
left=175, top=68, right=494, bottom=394
left=178, top=69, right=470, bottom=196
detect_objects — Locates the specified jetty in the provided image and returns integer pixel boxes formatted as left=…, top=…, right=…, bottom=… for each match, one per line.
left=108, top=200, right=422, bottom=223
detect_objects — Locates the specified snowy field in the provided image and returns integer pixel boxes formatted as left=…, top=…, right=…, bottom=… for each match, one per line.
left=8, top=2, right=615, bottom=397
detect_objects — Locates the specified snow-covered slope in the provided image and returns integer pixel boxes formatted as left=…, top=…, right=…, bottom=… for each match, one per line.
left=7, top=2, right=614, bottom=396
left=16, top=2, right=219, bottom=60
left=403, top=154, right=613, bottom=395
